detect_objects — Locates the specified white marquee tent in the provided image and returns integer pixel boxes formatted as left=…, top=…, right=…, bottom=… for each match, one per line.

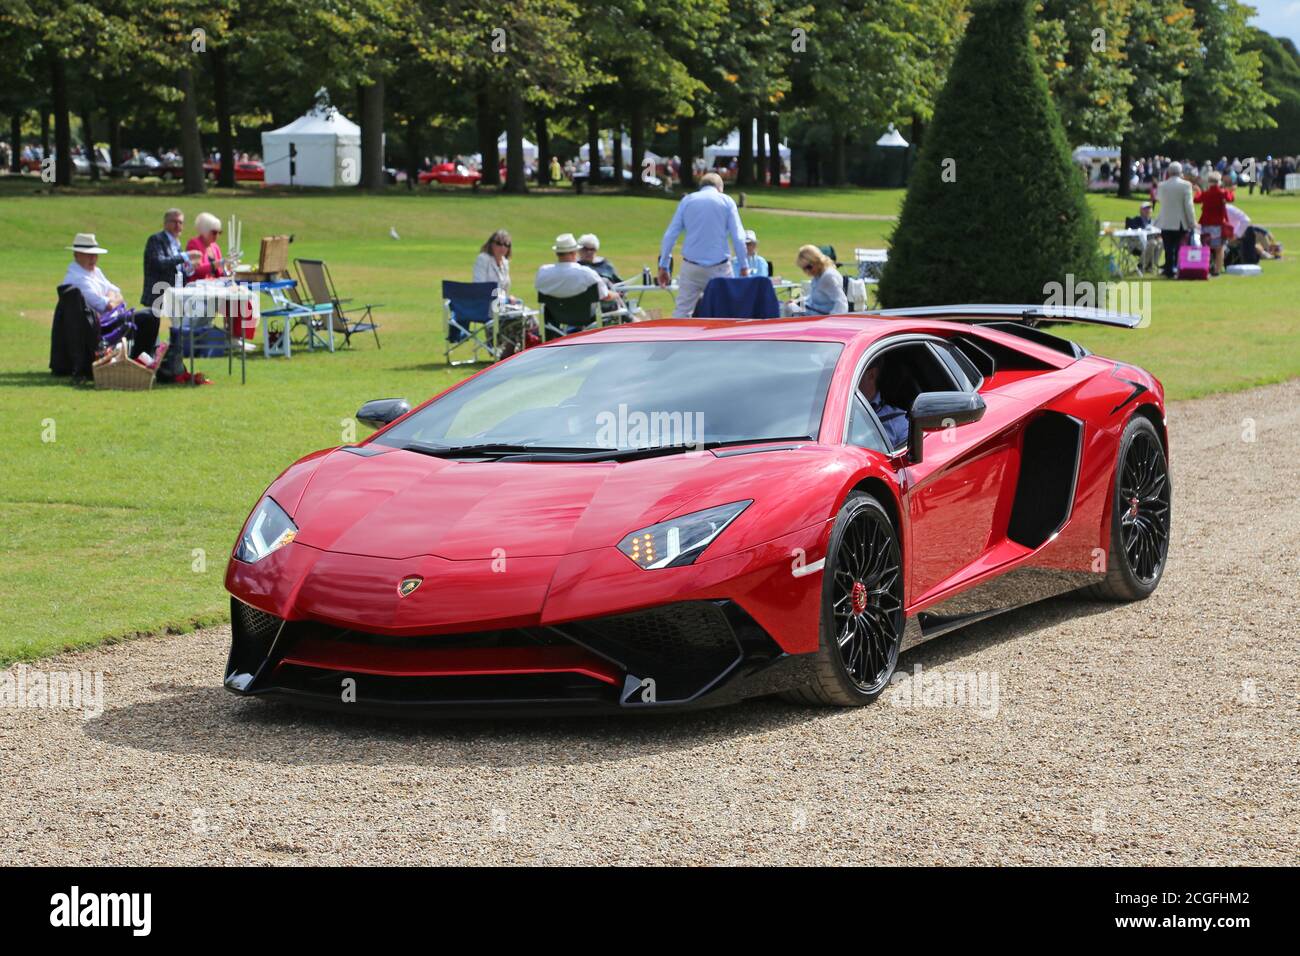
left=578, top=137, right=661, bottom=168
left=261, top=104, right=365, bottom=187
left=704, top=121, right=791, bottom=166
left=498, top=133, right=538, bottom=163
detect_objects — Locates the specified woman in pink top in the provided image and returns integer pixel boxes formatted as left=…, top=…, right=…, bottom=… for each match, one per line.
left=185, top=211, right=226, bottom=282
left=185, top=211, right=252, bottom=340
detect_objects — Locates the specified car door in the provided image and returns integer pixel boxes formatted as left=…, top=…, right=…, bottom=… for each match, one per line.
left=886, top=339, right=1022, bottom=605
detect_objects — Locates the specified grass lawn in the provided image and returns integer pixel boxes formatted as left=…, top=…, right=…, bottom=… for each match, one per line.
left=1, top=176, right=1297, bottom=664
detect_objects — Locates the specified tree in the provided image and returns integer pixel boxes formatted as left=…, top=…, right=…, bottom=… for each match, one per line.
left=878, top=0, right=1102, bottom=307
left=1177, top=0, right=1276, bottom=146
left=1035, top=0, right=1134, bottom=147
left=1210, top=31, right=1300, bottom=157
left=1114, top=0, right=1198, bottom=196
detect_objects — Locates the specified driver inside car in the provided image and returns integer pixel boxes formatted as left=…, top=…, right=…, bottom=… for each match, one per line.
left=862, top=360, right=909, bottom=448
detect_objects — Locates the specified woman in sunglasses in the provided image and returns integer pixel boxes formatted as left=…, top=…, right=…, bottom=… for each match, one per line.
left=793, top=244, right=848, bottom=315
left=473, top=229, right=517, bottom=301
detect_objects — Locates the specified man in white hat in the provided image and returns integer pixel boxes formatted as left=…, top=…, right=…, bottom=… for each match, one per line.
left=656, top=172, right=749, bottom=317
left=732, top=229, right=769, bottom=278
left=60, top=233, right=159, bottom=360
left=576, top=233, right=622, bottom=284
left=535, top=233, right=619, bottom=302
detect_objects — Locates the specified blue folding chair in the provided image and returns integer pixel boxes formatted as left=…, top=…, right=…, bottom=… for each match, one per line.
left=443, top=281, right=504, bottom=365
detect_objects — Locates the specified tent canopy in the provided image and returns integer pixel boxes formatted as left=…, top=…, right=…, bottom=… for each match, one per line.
left=1072, top=144, right=1121, bottom=163
left=266, top=109, right=361, bottom=141
left=876, top=125, right=909, bottom=148
left=703, top=120, right=791, bottom=164
left=498, top=133, right=537, bottom=161
left=579, top=137, right=661, bottom=166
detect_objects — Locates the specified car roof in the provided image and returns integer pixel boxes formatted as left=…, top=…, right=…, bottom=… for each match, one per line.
left=544, top=313, right=1080, bottom=368
left=546, top=314, right=896, bottom=346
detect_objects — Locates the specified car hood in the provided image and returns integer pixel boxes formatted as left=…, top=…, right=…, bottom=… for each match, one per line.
left=281, top=444, right=835, bottom=561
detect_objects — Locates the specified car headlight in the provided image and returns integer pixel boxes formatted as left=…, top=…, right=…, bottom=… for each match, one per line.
left=235, top=497, right=298, bottom=563
left=617, top=501, right=752, bottom=569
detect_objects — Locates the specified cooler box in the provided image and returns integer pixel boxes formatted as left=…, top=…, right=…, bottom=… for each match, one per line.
left=1178, top=244, right=1210, bottom=280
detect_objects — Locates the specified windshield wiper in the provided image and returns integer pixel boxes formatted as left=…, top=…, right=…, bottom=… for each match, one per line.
left=398, top=441, right=618, bottom=459
left=536, top=436, right=815, bottom=463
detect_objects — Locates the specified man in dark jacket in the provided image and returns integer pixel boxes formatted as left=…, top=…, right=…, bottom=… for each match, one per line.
left=141, top=207, right=198, bottom=313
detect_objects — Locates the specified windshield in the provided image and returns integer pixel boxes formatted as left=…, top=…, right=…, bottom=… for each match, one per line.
left=374, top=340, right=843, bottom=452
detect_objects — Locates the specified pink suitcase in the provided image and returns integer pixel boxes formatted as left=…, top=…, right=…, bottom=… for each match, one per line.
left=1178, top=244, right=1210, bottom=280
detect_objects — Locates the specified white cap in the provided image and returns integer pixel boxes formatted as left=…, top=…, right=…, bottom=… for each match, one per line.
left=577, top=233, right=599, bottom=250
left=744, top=229, right=758, bottom=244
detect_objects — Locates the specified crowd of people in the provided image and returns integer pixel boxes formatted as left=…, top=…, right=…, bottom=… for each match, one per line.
left=1142, top=161, right=1284, bottom=278
left=466, top=173, right=844, bottom=322
left=1094, top=153, right=1299, bottom=196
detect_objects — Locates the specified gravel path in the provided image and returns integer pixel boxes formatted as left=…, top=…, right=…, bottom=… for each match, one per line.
left=3, top=382, right=1297, bottom=865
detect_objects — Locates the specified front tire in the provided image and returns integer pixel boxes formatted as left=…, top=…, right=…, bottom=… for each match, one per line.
left=1088, top=414, right=1171, bottom=601
left=783, top=492, right=903, bottom=706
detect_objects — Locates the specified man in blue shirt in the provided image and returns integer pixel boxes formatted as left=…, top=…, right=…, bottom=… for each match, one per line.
left=733, top=230, right=770, bottom=278
left=862, top=361, right=909, bottom=449
left=657, top=173, right=749, bottom=317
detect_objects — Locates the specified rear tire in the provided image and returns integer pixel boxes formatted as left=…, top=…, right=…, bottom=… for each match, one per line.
left=1087, top=414, right=1171, bottom=601
left=782, top=492, right=903, bottom=706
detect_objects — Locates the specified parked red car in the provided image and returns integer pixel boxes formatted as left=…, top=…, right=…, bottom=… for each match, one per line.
left=418, top=162, right=481, bottom=186
left=204, top=159, right=266, bottom=182
left=223, top=304, right=1170, bottom=717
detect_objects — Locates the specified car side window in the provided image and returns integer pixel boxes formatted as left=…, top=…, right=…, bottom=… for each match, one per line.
left=929, top=342, right=982, bottom=391
left=848, top=394, right=891, bottom=453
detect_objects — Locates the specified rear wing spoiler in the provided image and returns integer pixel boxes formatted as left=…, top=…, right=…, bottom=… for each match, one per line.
left=870, top=304, right=1143, bottom=329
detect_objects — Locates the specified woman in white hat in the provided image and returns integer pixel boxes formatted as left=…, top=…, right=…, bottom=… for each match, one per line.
left=60, top=233, right=159, bottom=359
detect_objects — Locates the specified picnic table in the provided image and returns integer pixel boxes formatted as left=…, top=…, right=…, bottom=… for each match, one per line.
left=1100, top=225, right=1160, bottom=277
left=159, top=281, right=260, bottom=384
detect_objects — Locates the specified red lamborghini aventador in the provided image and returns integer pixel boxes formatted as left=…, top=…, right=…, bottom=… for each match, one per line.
left=224, top=305, right=1170, bottom=716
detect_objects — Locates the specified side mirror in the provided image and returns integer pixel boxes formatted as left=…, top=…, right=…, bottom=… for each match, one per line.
left=356, top=398, right=411, bottom=430
left=908, top=391, right=985, bottom=464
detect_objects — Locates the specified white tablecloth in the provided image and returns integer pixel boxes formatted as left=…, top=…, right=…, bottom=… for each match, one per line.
left=159, top=282, right=260, bottom=329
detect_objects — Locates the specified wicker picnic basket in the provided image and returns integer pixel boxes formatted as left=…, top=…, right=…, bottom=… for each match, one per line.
left=93, top=357, right=156, bottom=391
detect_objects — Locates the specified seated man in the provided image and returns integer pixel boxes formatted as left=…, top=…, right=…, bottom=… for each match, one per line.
left=861, top=359, right=908, bottom=448
left=61, top=232, right=159, bottom=361
left=537, top=233, right=623, bottom=311
left=733, top=230, right=770, bottom=277
left=576, top=233, right=622, bottom=284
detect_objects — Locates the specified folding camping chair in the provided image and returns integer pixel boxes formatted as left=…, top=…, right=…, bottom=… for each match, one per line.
left=537, top=286, right=632, bottom=341
left=853, top=248, right=889, bottom=308
left=443, top=280, right=502, bottom=365
left=293, top=258, right=382, bottom=350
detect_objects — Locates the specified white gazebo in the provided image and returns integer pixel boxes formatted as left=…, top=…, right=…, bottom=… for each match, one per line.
left=261, top=92, right=366, bottom=187
left=703, top=121, right=792, bottom=167
left=876, top=125, right=909, bottom=148
left=497, top=133, right=538, bottom=164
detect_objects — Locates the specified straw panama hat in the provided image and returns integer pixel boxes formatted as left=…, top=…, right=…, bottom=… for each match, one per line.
left=552, top=233, right=580, bottom=253
left=67, top=233, right=108, bottom=254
